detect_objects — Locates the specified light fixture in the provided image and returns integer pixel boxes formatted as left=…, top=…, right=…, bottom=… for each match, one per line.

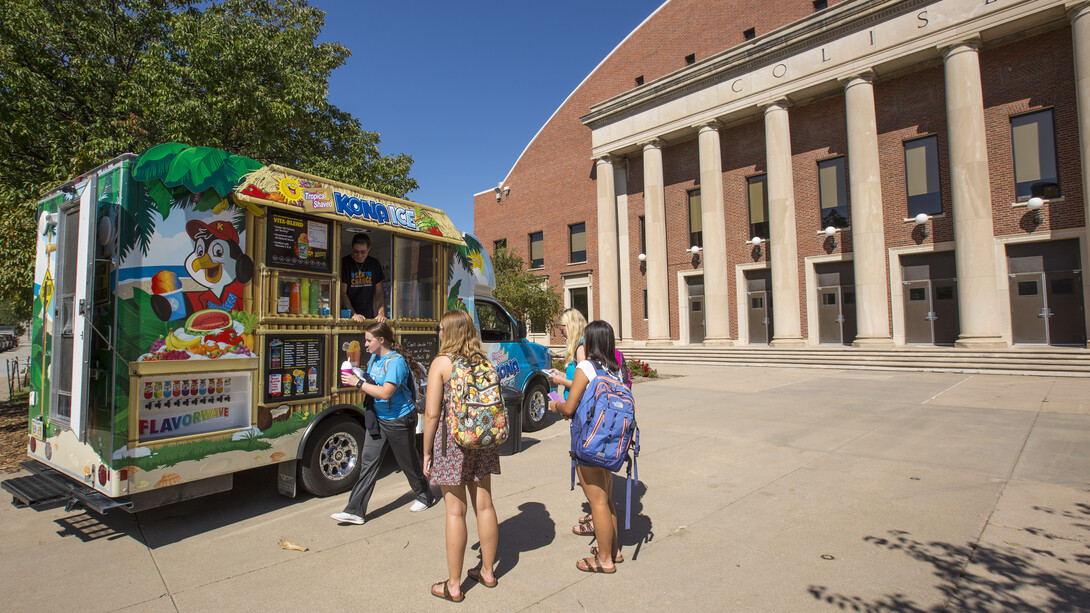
left=503, top=186, right=510, bottom=197
left=748, top=236, right=763, bottom=258
left=824, top=225, right=837, bottom=250
left=914, top=213, right=930, bottom=239
left=1027, top=196, right=1045, bottom=226
left=687, top=245, right=702, bottom=265
left=494, top=182, right=503, bottom=201
left=637, top=252, right=647, bottom=273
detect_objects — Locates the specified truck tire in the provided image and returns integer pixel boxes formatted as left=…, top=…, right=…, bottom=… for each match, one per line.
left=521, top=380, right=549, bottom=432
left=299, top=416, right=365, bottom=497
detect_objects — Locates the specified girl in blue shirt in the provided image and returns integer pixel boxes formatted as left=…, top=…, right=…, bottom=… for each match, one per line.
left=332, top=322, right=435, bottom=524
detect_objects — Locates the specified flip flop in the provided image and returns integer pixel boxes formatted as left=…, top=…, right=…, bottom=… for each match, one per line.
left=590, top=546, right=624, bottom=563
left=431, top=580, right=464, bottom=602
left=467, top=567, right=498, bottom=588
left=576, top=556, right=616, bottom=574
left=578, top=513, right=593, bottom=525
left=572, top=522, right=595, bottom=536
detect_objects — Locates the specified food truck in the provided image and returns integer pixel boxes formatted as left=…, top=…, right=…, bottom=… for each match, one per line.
left=3, top=143, right=553, bottom=514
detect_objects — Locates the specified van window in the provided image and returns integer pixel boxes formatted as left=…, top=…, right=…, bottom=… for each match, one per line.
left=476, top=300, right=515, bottom=342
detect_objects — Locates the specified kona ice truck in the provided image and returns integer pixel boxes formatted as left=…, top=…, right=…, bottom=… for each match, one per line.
left=2, top=143, right=552, bottom=514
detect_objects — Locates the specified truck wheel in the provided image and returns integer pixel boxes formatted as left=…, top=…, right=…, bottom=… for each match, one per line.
left=300, top=416, right=365, bottom=497
left=521, top=381, right=549, bottom=432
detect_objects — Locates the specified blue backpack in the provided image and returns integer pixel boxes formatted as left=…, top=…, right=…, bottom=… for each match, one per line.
left=570, top=361, right=640, bottom=529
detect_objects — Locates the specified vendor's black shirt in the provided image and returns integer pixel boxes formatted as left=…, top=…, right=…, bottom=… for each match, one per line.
left=341, top=255, right=385, bottom=318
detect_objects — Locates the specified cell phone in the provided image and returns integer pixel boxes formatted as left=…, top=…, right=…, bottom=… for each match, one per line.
left=547, top=391, right=562, bottom=403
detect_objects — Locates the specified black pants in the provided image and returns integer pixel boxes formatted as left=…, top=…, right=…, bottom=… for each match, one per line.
left=342, top=412, right=433, bottom=517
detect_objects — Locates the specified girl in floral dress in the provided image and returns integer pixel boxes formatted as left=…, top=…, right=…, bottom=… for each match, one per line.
left=422, top=309, right=501, bottom=602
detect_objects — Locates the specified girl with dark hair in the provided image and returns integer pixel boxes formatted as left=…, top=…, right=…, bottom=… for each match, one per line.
left=548, top=320, right=624, bottom=574
left=422, top=309, right=501, bottom=602
left=332, top=322, right=436, bottom=525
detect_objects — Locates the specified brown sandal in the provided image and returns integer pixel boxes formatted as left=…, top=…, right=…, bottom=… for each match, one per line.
left=576, top=556, right=616, bottom=573
left=590, top=546, right=623, bottom=563
left=467, top=567, right=498, bottom=588
left=431, top=580, right=464, bottom=602
left=578, top=513, right=593, bottom=525
left=572, top=522, right=595, bottom=536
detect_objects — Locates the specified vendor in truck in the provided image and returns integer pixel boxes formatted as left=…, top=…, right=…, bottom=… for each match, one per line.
left=341, top=233, right=387, bottom=322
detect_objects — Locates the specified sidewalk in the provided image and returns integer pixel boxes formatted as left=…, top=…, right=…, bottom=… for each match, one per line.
left=1, top=365, right=1088, bottom=611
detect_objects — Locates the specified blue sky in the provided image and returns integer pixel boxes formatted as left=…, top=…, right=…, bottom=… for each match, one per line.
left=314, top=0, right=665, bottom=234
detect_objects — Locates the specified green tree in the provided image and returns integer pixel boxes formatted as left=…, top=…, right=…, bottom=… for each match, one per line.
left=491, top=248, right=563, bottom=333
left=0, top=0, right=418, bottom=316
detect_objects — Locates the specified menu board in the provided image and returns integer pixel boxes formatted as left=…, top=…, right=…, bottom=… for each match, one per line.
left=264, top=334, right=326, bottom=403
left=400, top=333, right=439, bottom=365
left=137, top=371, right=252, bottom=442
left=266, top=210, right=332, bottom=274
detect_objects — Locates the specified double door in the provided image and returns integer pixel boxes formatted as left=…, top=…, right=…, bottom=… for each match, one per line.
left=903, top=279, right=960, bottom=345
left=815, top=262, right=856, bottom=345
left=745, top=269, right=773, bottom=344
left=1009, top=271, right=1084, bottom=345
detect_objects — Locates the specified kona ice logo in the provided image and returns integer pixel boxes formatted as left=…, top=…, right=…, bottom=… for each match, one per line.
left=490, top=348, right=520, bottom=384
left=334, top=192, right=418, bottom=231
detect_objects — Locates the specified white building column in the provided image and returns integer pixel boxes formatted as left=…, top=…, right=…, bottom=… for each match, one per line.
left=642, top=139, right=672, bottom=345
left=595, top=155, right=621, bottom=337
left=942, top=40, right=1006, bottom=348
left=696, top=122, right=733, bottom=344
left=615, top=159, right=633, bottom=343
left=763, top=101, right=805, bottom=346
left=1070, top=2, right=1090, bottom=348
left=842, top=72, right=893, bottom=347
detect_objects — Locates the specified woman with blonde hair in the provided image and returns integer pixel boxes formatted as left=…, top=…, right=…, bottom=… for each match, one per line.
left=423, top=309, right=501, bottom=602
left=546, top=308, right=587, bottom=400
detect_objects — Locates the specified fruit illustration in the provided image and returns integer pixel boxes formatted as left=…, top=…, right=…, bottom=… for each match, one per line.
left=185, top=309, right=232, bottom=335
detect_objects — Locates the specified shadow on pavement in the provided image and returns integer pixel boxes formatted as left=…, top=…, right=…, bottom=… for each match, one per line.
left=808, top=502, right=1090, bottom=611
left=486, top=501, right=556, bottom=579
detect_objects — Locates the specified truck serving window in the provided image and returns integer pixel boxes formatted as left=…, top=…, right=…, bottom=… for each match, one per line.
left=393, top=236, right=438, bottom=320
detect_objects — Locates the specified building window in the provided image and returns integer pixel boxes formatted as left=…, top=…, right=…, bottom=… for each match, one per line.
left=685, top=53, right=696, bottom=65
left=743, top=27, right=756, bottom=40
left=639, top=216, right=646, bottom=254
left=813, top=0, right=828, bottom=10
left=569, top=222, right=586, bottom=263
left=493, top=238, right=506, bottom=253
left=529, top=231, right=543, bottom=269
left=904, top=135, right=942, bottom=217
left=569, top=287, right=589, bottom=322
left=818, top=157, right=849, bottom=229
left=688, top=189, right=702, bottom=248
left=643, top=289, right=648, bottom=319
left=1011, top=109, right=1060, bottom=200
left=635, top=75, right=644, bottom=86
left=747, top=174, right=769, bottom=239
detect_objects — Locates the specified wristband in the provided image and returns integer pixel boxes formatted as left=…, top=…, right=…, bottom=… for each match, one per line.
left=356, top=380, right=364, bottom=389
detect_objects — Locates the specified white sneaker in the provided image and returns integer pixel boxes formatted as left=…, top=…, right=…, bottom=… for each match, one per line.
left=409, top=499, right=434, bottom=513
left=331, top=512, right=364, bottom=524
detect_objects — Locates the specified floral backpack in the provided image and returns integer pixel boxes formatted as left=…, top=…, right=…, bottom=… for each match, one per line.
left=442, top=353, right=508, bottom=453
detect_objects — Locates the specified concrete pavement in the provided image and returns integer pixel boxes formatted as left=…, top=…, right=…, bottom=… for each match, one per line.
left=2, top=365, right=1089, bottom=611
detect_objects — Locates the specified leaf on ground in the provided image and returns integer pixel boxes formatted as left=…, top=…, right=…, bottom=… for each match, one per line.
left=278, top=539, right=308, bottom=552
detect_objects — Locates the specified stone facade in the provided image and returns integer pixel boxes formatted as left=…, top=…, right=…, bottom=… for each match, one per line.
left=474, top=0, right=1090, bottom=348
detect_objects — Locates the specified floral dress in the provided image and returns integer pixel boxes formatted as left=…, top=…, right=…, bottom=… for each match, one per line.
left=430, top=370, right=501, bottom=486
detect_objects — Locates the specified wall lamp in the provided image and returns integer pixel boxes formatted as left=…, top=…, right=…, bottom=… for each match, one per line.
left=914, top=213, right=930, bottom=239
left=494, top=182, right=503, bottom=201
left=637, top=252, right=647, bottom=273
left=748, top=236, right=763, bottom=258
left=823, top=226, right=838, bottom=249
left=1027, top=196, right=1045, bottom=226
left=687, top=245, right=702, bottom=265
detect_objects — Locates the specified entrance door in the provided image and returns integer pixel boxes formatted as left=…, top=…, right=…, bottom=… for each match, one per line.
left=1006, top=240, right=1086, bottom=346
left=745, top=269, right=773, bottom=344
left=1046, top=271, right=1085, bottom=345
left=903, top=280, right=934, bottom=344
left=901, top=252, right=960, bottom=346
left=686, top=276, right=705, bottom=344
left=1010, top=273, right=1047, bottom=343
left=815, top=262, right=856, bottom=345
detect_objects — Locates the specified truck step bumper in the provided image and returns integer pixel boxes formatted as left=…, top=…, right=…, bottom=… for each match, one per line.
left=2, top=461, right=132, bottom=514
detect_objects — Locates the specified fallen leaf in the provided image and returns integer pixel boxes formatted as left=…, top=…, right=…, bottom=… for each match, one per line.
left=279, top=539, right=308, bottom=552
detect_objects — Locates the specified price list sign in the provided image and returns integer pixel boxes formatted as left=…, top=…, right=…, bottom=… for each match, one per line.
left=265, top=334, right=326, bottom=403
left=266, top=211, right=332, bottom=274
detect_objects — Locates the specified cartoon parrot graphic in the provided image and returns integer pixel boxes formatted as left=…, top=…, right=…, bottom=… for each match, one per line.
left=151, top=219, right=253, bottom=321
